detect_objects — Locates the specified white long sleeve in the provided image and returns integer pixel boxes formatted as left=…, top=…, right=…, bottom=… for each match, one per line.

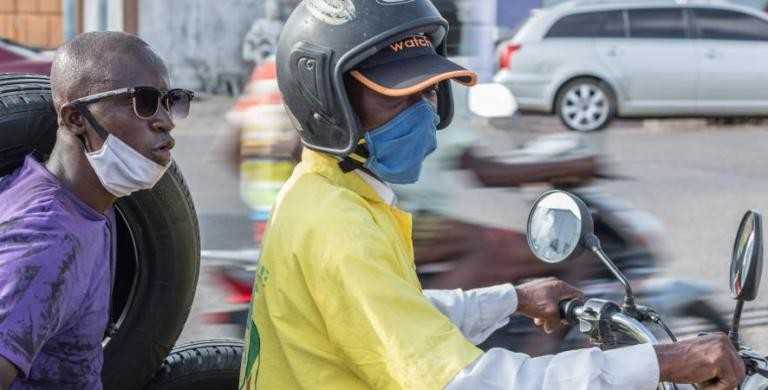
left=424, top=284, right=660, bottom=389
left=446, top=343, right=661, bottom=390
left=423, top=284, right=517, bottom=345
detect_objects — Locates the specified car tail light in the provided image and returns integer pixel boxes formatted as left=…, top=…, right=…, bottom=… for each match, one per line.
left=499, top=43, right=522, bottom=70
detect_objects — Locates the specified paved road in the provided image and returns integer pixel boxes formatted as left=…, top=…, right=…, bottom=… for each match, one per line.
left=173, top=97, right=768, bottom=350
left=171, top=96, right=252, bottom=342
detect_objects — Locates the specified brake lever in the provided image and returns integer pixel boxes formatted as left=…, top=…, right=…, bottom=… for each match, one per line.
left=752, top=365, right=768, bottom=378
left=635, top=305, right=678, bottom=343
left=743, top=357, right=768, bottom=378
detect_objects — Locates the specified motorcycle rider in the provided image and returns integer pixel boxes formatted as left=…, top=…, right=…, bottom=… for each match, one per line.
left=239, top=1, right=745, bottom=389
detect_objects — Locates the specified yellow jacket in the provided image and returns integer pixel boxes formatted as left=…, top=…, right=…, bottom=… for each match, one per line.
left=239, top=149, right=481, bottom=390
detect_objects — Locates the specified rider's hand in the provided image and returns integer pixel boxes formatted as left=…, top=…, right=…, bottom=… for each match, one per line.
left=655, top=333, right=746, bottom=389
left=514, top=277, right=584, bottom=334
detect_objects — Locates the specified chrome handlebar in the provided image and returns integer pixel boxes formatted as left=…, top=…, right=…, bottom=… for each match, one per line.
left=563, top=299, right=659, bottom=344
left=562, top=298, right=768, bottom=390
left=561, top=298, right=660, bottom=344
left=563, top=299, right=672, bottom=390
left=609, top=312, right=660, bottom=345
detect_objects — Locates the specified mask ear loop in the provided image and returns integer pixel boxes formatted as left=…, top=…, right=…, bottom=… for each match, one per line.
left=73, top=104, right=110, bottom=153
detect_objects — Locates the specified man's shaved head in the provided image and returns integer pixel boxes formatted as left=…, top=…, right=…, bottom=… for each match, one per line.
left=51, top=31, right=168, bottom=113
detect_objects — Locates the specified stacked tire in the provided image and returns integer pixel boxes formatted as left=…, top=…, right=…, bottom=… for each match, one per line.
left=145, top=339, right=244, bottom=390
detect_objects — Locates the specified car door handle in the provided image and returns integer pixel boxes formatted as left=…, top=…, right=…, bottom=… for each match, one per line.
left=705, top=48, right=720, bottom=59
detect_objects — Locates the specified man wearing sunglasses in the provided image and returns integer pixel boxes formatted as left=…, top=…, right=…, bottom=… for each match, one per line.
left=0, top=31, right=192, bottom=389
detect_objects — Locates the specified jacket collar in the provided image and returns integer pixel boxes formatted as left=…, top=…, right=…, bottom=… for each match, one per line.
left=355, top=170, right=397, bottom=206
left=298, top=149, right=395, bottom=205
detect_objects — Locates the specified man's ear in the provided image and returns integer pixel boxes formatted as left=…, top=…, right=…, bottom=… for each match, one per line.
left=59, top=104, right=87, bottom=136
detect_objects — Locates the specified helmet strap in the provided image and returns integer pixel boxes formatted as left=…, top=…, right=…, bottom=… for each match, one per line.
left=338, top=142, right=370, bottom=173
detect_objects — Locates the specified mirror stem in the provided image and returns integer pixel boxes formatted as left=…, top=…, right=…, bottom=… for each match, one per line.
left=729, top=299, right=744, bottom=349
left=584, top=233, right=637, bottom=310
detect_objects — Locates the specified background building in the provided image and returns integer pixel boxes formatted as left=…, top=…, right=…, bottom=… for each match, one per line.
left=0, top=0, right=63, bottom=49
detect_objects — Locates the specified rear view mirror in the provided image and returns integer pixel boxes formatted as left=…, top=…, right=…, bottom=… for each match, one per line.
left=526, top=190, right=593, bottom=264
left=526, top=190, right=637, bottom=309
left=730, top=211, right=764, bottom=301
left=728, top=210, right=763, bottom=348
left=467, top=83, right=517, bottom=118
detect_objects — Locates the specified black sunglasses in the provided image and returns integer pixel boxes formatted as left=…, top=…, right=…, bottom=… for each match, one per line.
left=71, top=86, right=195, bottom=120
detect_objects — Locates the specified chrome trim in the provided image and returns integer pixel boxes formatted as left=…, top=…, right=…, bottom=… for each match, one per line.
left=610, top=312, right=659, bottom=344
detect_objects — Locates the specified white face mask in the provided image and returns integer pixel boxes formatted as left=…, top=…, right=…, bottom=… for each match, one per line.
left=85, top=134, right=170, bottom=198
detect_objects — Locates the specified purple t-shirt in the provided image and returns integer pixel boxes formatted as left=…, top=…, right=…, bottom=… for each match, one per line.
left=0, top=156, right=114, bottom=389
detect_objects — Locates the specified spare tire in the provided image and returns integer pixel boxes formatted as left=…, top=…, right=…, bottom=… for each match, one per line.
left=0, top=74, right=201, bottom=390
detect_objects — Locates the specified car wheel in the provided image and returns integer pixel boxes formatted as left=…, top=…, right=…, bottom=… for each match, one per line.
left=556, top=78, right=615, bottom=132
left=0, top=74, right=201, bottom=390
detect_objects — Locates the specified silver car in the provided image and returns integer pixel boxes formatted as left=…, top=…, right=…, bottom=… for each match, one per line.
left=496, top=0, right=768, bottom=131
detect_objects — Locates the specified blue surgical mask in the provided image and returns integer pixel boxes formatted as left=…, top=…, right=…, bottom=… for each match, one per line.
left=363, top=99, right=439, bottom=184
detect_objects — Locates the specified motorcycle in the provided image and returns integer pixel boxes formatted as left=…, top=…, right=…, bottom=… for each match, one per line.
left=526, top=190, right=768, bottom=389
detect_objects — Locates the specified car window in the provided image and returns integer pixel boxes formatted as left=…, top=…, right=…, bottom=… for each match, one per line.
left=546, top=12, right=601, bottom=38
left=628, top=8, right=687, bottom=39
left=546, top=11, right=627, bottom=38
left=693, top=8, right=768, bottom=41
left=599, top=10, right=626, bottom=38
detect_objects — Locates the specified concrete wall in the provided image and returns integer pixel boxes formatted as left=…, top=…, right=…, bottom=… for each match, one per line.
left=0, top=0, right=63, bottom=48
left=138, top=0, right=266, bottom=93
left=454, top=0, right=498, bottom=82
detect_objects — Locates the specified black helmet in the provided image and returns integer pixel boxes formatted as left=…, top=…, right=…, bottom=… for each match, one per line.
left=276, top=0, right=475, bottom=156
